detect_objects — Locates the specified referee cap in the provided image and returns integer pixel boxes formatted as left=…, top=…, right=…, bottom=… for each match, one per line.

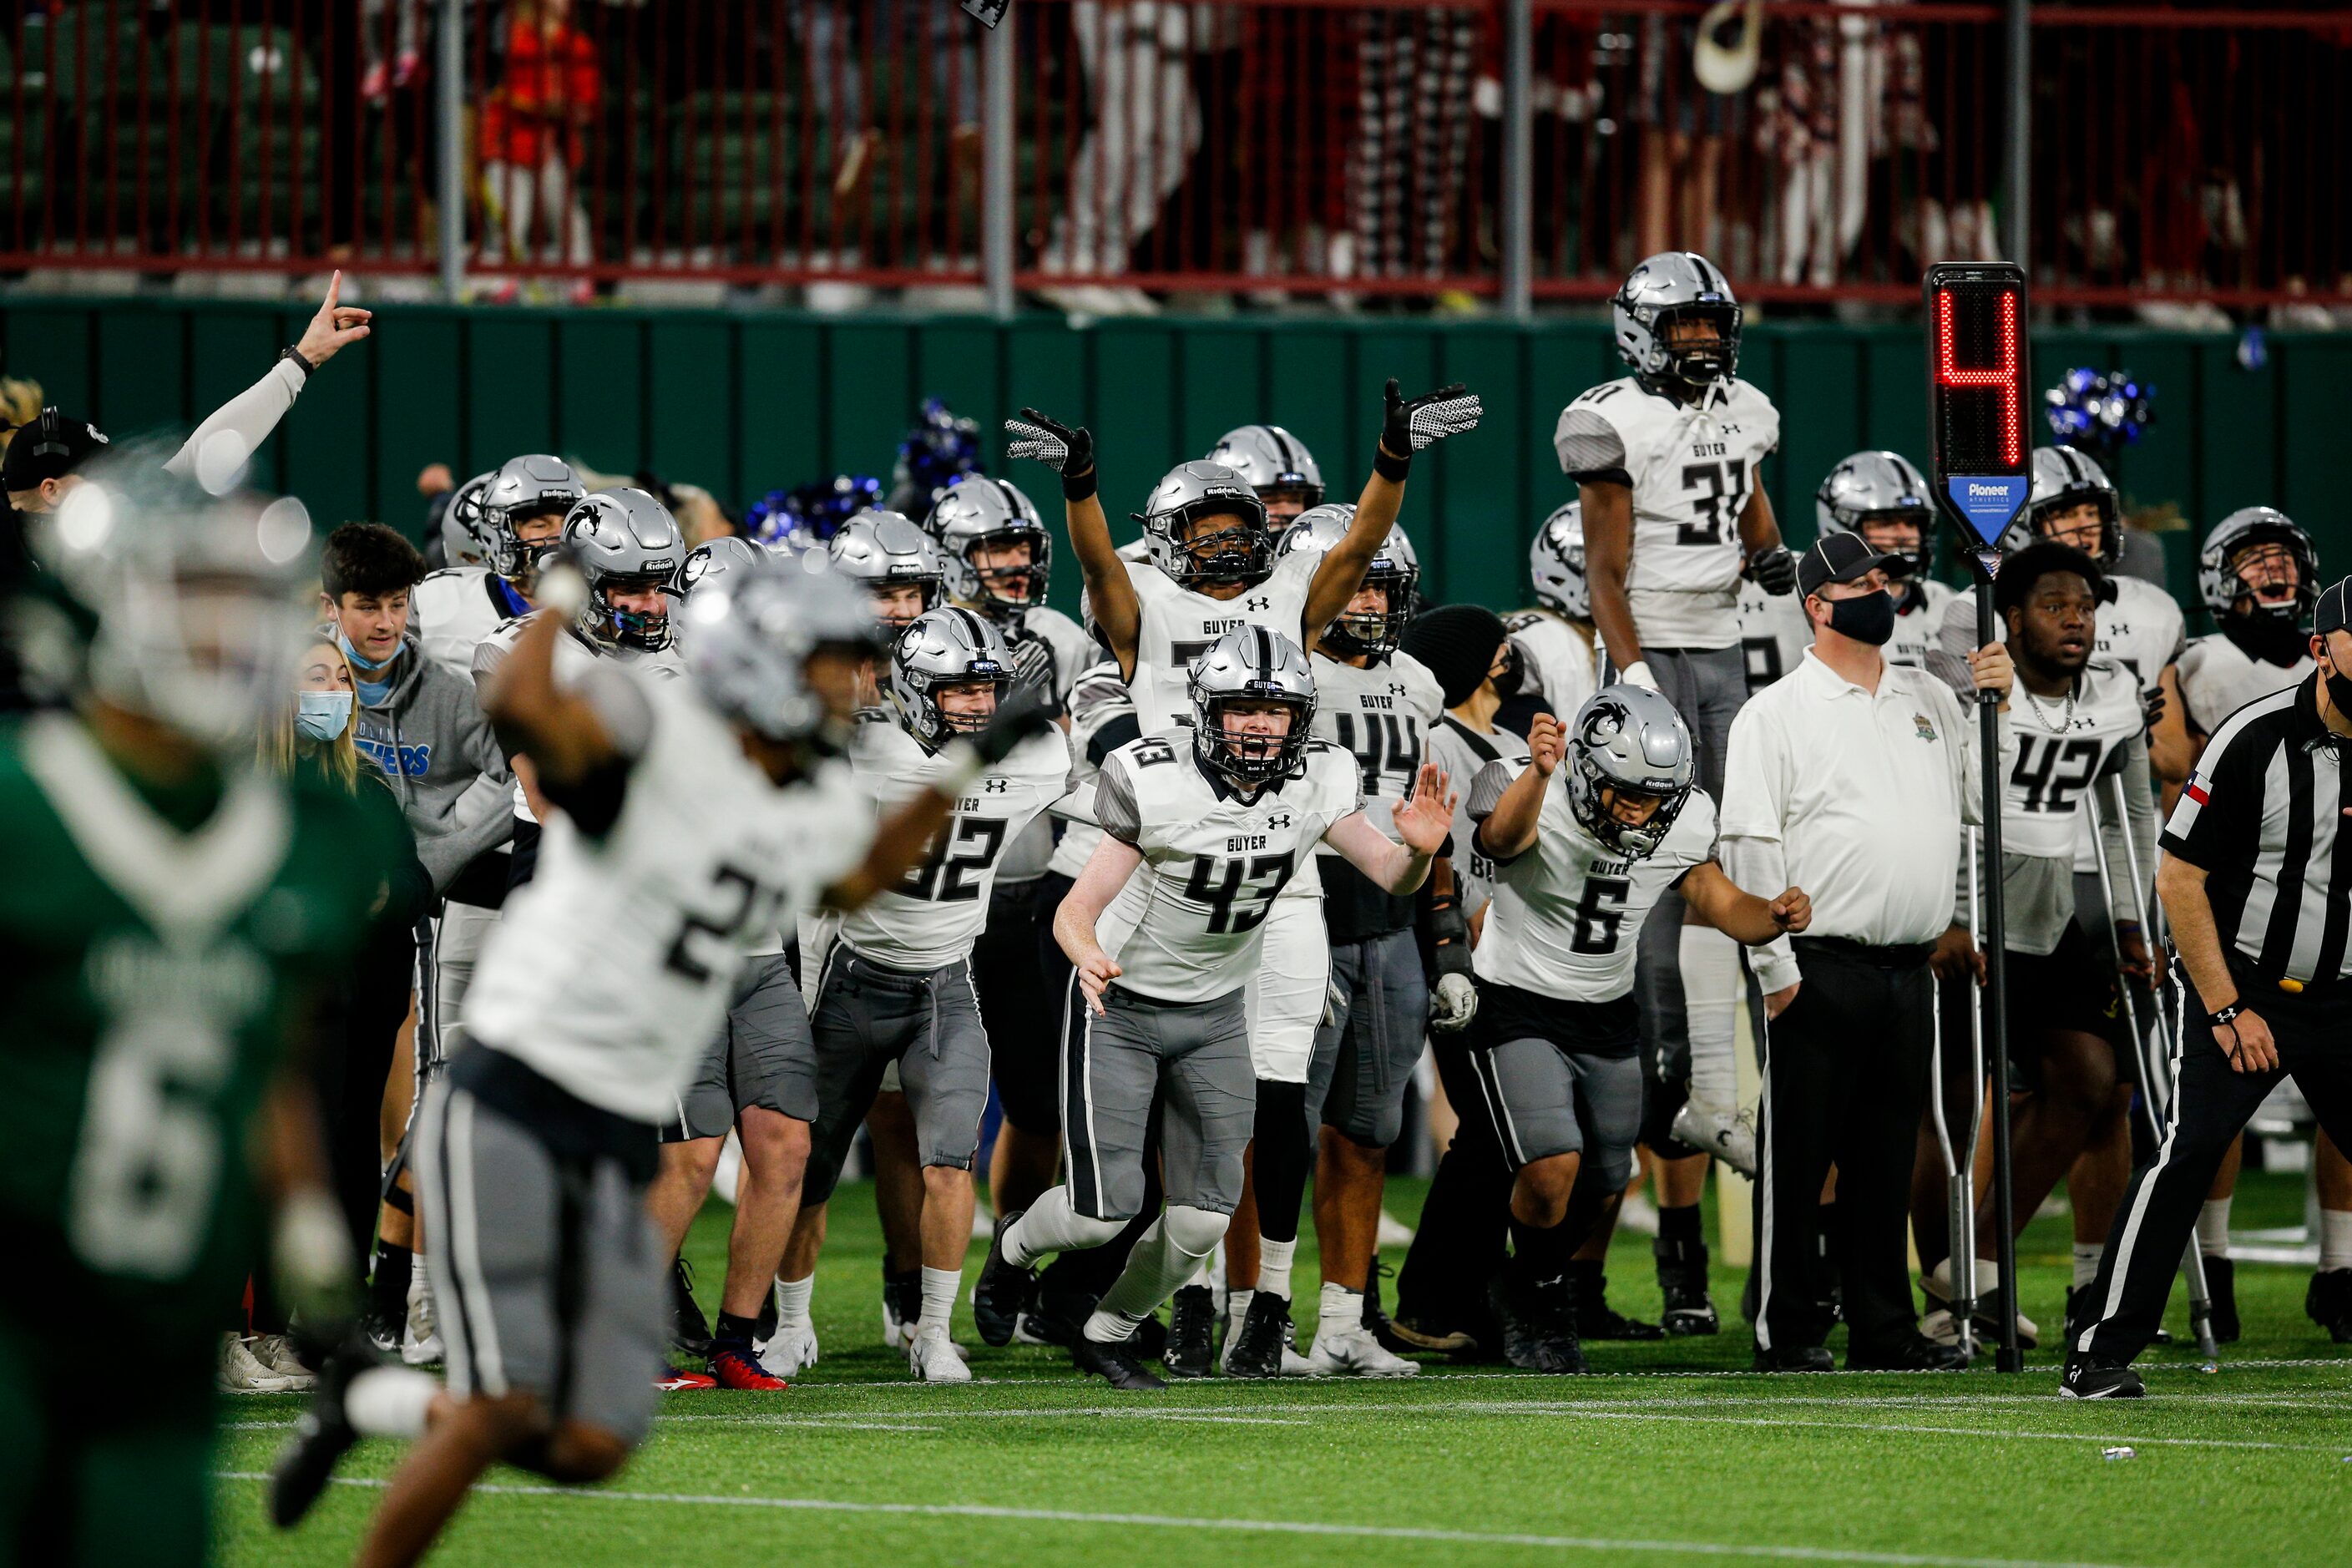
left=1797, top=531, right=1913, bottom=599
left=2316, top=575, right=2352, bottom=636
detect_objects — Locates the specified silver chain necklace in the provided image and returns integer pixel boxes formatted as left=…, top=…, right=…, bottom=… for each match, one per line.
left=2021, top=679, right=2078, bottom=734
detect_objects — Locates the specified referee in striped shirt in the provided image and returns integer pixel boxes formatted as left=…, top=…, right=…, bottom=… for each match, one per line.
left=2065, top=577, right=2352, bottom=1399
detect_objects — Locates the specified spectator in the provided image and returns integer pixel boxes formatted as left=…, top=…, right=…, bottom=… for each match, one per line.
left=1352, top=7, right=1480, bottom=287
left=258, top=637, right=432, bottom=1276
left=478, top=0, right=601, bottom=303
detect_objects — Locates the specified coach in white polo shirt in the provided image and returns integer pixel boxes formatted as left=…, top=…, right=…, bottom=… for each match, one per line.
left=1720, top=532, right=2015, bottom=1371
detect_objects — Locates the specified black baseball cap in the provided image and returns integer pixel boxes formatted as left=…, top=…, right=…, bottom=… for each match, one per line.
left=1797, top=531, right=1913, bottom=599
left=2315, top=575, right=2352, bottom=636
left=3, top=408, right=109, bottom=493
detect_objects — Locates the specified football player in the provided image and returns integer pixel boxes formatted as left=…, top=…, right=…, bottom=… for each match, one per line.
left=829, top=507, right=946, bottom=639
left=1467, top=687, right=1810, bottom=1371
left=797, top=609, right=1070, bottom=1383
left=2168, top=508, right=2349, bottom=1343
left=1206, top=423, right=1326, bottom=529
left=928, top=477, right=1096, bottom=1220
left=1915, top=545, right=2156, bottom=1353
left=6, top=465, right=397, bottom=1565
left=1813, top=452, right=1948, bottom=672
left=1505, top=503, right=1599, bottom=731
left=1003, top=378, right=1479, bottom=1369
left=432, top=468, right=494, bottom=572
left=1258, top=508, right=1445, bottom=1375
left=271, top=567, right=1040, bottom=1554
left=1555, top=251, right=1797, bottom=1335
left=1390, top=603, right=1532, bottom=1353
left=974, top=629, right=1456, bottom=1389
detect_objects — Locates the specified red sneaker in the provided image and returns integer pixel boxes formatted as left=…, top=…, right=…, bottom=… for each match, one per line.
left=709, top=1344, right=789, bottom=1391
left=655, top=1363, right=717, bottom=1392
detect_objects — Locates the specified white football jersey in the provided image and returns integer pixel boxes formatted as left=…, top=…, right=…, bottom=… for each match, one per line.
left=832, top=716, right=1070, bottom=969
left=994, top=602, right=1095, bottom=882
left=1472, top=772, right=1718, bottom=1004
left=1046, top=660, right=1141, bottom=882
left=412, top=567, right=526, bottom=682
left=2177, top=630, right=2310, bottom=740
left=1126, top=549, right=1318, bottom=732
left=474, top=617, right=680, bottom=825
left=1553, top=375, right=1782, bottom=650
left=465, top=673, right=872, bottom=1122
left=1308, top=650, right=1445, bottom=847
left=2001, top=658, right=2146, bottom=861
left=1889, top=577, right=1955, bottom=671
left=1090, top=734, right=1362, bottom=1004
left=1940, top=575, right=2183, bottom=699
left=1428, top=715, right=1530, bottom=918
left=1735, top=580, right=1812, bottom=690
left=1505, top=609, right=1596, bottom=720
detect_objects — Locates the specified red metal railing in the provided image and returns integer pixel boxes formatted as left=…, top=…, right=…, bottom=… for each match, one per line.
left=4, top=1, right=2349, bottom=309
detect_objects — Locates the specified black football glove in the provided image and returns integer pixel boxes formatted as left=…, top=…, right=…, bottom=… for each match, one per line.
left=1380, top=379, right=1484, bottom=457
left=1005, top=408, right=1094, bottom=480
left=1745, top=545, right=1799, bottom=597
left=971, top=686, right=1057, bottom=766
left=2142, top=680, right=2167, bottom=736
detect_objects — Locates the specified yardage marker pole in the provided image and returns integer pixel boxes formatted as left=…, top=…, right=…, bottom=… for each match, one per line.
left=1923, top=261, right=2032, bottom=1373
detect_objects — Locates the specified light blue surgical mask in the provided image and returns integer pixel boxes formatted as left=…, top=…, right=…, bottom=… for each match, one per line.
left=296, top=690, right=353, bottom=743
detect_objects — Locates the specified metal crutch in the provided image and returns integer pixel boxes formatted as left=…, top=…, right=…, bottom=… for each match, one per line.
left=1935, top=828, right=1988, bottom=1356
left=2088, top=779, right=2220, bottom=1367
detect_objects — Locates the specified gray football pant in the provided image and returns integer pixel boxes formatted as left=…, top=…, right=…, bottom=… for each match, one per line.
left=1062, top=978, right=1257, bottom=1222
left=1305, top=928, right=1429, bottom=1148
left=803, top=946, right=992, bottom=1206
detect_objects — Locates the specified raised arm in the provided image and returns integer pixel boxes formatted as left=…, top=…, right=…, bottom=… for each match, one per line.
left=1007, top=410, right=1140, bottom=677
left=1304, top=380, right=1483, bottom=638
left=827, top=696, right=1057, bottom=911
left=480, top=577, right=619, bottom=789
left=1474, top=711, right=1563, bottom=862
left=1326, top=761, right=1455, bottom=896
left=164, top=271, right=371, bottom=483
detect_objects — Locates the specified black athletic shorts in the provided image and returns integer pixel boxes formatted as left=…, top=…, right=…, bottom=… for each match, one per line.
left=2004, top=920, right=2136, bottom=1090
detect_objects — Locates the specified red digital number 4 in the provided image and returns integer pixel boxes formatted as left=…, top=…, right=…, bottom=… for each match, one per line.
left=1934, top=286, right=2022, bottom=468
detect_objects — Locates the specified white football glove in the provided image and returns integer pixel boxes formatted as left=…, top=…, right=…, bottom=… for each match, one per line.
left=1429, top=971, right=1478, bottom=1034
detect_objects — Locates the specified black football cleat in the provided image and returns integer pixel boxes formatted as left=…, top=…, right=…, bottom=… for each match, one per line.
left=1566, top=1260, right=1663, bottom=1341
left=670, top=1257, right=715, bottom=1362
left=269, top=1348, right=366, bottom=1528
left=973, top=1211, right=1034, bottom=1347
left=2060, top=1354, right=2145, bottom=1399
left=2305, top=1268, right=2352, bottom=1344
left=1222, top=1291, right=1295, bottom=1379
left=1751, top=1343, right=1834, bottom=1373
left=1164, top=1285, right=1215, bottom=1378
left=1363, top=1260, right=1414, bottom=1355
left=1655, top=1237, right=1720, bottom=1337
left=2203, top=1256, right=2240, bottom=1343
left=1072, top=1332, right=1168, bottom=1391
left=1848, top=1334, right=1969, bottom=1372
left=1489, top=1273, right=1586, bottom=1373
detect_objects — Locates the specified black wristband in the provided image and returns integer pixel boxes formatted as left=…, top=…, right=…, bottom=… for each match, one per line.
left=1062, top=466, right=1098, bottom=503
left=2207, top=1004, right=2242, bottom=1029
left=279, top=344, right=315, bottom=379
left=1373, top=445, right=1411, bottom=483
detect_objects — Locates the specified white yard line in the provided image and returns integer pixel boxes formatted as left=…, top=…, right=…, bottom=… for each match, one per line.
left=210, top=1472, right=2146, bottom=1568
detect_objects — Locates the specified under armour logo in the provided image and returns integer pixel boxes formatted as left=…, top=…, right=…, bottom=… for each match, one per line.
left=1388, top=682, right=1407, bottom=697
left=1246, top=597, right=1272, bottom=612
left=1268, top=812, right=1293, bottom=828
left=983, top=777, right=1009, bottom=793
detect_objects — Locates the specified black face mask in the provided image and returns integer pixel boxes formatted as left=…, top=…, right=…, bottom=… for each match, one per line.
left=1490, top=643, right=1524, bottom=700
left=2322, top=650, right=2352, bottom=721
left=1823, top=589, right=1897, bottom=646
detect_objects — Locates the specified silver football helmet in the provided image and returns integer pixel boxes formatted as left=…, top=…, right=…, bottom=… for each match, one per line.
left=1816, top=451, right=1937, bottom=578
left=560, top=488, right=685, bottom=652
left=827, top=508, right=944, bottom=628
left=1136, top=460, right=1271, bottom=589
left=478, top=453, right=588, bottom=582
left=1188, top=625, right=1318, bottom=786
left=678, top=559, right=883, bottom=750
left=1565, top=685, right=1697, bottom=859
left=2199, top=506, right=2319, bottom=625
left=1612, top=251, right=1742, bottom=387
left=440, top=470, right=495, bottom=569
left=891, top=605, right=1014, bottom=753
left=1530, top=502, right=1589, bottom=620
left=930, top=476, right=1050, bottom=617
left=1206, top=425, right=1325, bottom=521
left=1275, top=504, right=1419, bottom=656
left=2008, top=447, right=2121, bottom=560
left=668, top=534, right=771, bottom=604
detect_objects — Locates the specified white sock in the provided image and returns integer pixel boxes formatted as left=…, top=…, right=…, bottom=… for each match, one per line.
left=2321, top=1209, right=2352, bottom=1274
left=2072, top=1242, right=2103, bottom=1289
left=1227, top=1287, right=1256, bottom=1327
left=345, top=1366, right=436, bottom=1438
left=917, top=1267, right=960, bottom=1340
left=1002, top=1186, right=1122, bottom=1267
left=1096, top=1207, right=1224, bottom=1327
left=1317, top=1281, right=1363, bottom=1340
left=1258, top=1236, right=1297, bottom=1302
left=1082, top=1308, right=1138, bottom=1344
left=2196, top=1198, right=2233, bottom=1261
left=1679, top=926, right=1743, bottom=1114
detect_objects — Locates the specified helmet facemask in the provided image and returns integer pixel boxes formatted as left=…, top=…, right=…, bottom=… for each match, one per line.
left=1146, top=496, right=1272, bottom=589
left=489, top=505, right=568, bottom=587
left=1563, top=696, right=1694, bottom=859
left=1650, top=302, right=1742, bottom=387
left=1324, top=564, right=1417, bottom=658
left=2225, top=534, right=2314, bottom=625
left=1194, top=691, right=1311, bottom=785
left=960, top=529, right=1048, bottom=616
left=2030, top=494, right=2119, bottom=564
left=582, top=570, right=675, bottom=652
left=1853, top=508, right=1937, bottom=579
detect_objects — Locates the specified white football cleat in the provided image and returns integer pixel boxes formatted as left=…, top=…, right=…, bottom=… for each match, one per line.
left=401, top=1274, right=444, bottom=1367
left=766, top=1320, right=821, bottom=1377
left=1307, top=1324, right=1419, bottom=1378
left=1672, top=1102, right=1758, bottom=1177
left=217, top=1334, right=302, bottom=1393
left=250, top=1333, right=318, bottom=1389
left=908, top=1328, right=973, bottom=1384
left=882, top=1296, right=913, bottom=1351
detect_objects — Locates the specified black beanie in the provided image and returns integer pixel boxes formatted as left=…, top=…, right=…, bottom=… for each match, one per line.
left=1402, top=603, right=1506, bottom=708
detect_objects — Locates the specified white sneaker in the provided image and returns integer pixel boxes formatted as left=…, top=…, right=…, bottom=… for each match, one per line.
left=766, top=1320, right=821, bottom=1377
left=1308, top=1324, right=1419, bottom=1378
left=402, top=1272, right=444, bottom=1367
left=908, top=1328, right=973, bottom=1384
left=882, top=1292, right=913, bottom=1351
left=1672, top=1102, right=1758, bottom=1177
left=1922, top=1257, right=2040, bottom=1348
left=250, top=1333, right=318, bottom=1389
left=1376, top=1210, right=1417, bottom=1248
left=1012, top=1310, right=1057, bottom=1347
left=217, top=1334, right=301, bottom=1393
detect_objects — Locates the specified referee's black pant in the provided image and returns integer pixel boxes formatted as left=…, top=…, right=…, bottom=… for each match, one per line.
left=1753, top=937, right=1934, bottom=1361
left=2076, top=955, right=2352, bottom=1363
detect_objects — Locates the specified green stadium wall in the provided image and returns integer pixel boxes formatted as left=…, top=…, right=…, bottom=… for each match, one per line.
left=5, top=299, right=2342, bottom=625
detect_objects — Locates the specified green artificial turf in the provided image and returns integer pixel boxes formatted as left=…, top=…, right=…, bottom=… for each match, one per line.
left=217, top=1169, right=2352, bottom=1567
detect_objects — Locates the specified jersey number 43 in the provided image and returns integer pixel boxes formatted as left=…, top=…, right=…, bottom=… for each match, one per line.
left=1185, top=851, right=1297, bottom=934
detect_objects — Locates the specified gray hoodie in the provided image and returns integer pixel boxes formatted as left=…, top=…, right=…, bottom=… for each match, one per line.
left=352, top=629, right=516, bottom=897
